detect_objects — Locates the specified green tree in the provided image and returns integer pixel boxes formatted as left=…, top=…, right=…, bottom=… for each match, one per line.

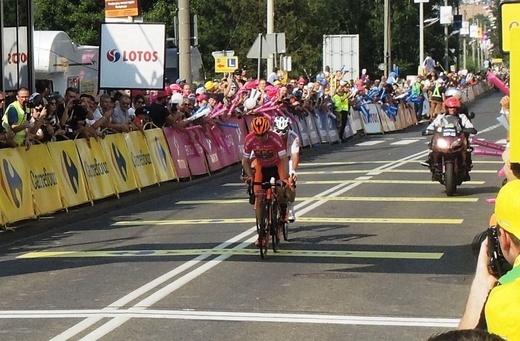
left=33, top=0, right=480, bottom=80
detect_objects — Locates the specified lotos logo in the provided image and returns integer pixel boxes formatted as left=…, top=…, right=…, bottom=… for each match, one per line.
left=106, top=49, right=122, bottom=62
left=0, top=159, right=24, bottom=208
left=62, top=151, right=80, bottom=194
left=110, top=143, right=127, bottom=182
left=106, top=49, right=159, bottom=63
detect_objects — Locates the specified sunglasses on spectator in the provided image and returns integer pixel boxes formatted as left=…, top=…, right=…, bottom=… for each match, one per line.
left=49, top=102, right=57, bottom=105
left=447, top=107, right=457, bottom=109
left=136, top=100, right=144, bottom=104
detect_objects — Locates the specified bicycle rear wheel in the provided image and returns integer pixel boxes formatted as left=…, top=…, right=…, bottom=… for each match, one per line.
left=282, top=221, right=289, bottom=241
left=271, top=201, right=280, bottom=252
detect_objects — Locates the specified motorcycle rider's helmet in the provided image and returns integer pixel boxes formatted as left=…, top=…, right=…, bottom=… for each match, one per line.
left=273, top=116, right=290, bottom=134
left=250, top=115, right=271, bottom=135
left=445, top=97, right=461, bottom=112
left=445, top=87, right=462, bottom=99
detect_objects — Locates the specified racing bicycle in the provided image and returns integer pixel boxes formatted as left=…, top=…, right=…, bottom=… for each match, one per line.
left=249, top=178, right=288, bottom=259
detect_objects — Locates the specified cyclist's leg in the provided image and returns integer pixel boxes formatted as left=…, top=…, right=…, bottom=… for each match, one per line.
left=274, top=161, right=289, bottom=220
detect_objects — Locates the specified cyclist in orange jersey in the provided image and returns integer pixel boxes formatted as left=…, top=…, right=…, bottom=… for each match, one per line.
left=242, top=115, right=289, bottom=210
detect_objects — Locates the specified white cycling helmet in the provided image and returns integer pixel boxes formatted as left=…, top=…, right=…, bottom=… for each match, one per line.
left=445, top=87, right=462, bottom=100
left=273, top=116, right=290, bottom=134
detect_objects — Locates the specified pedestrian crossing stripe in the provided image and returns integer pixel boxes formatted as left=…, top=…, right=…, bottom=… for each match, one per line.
left=17, top=249, right=444, bottom=259
left=108, top=217, right=463, bottom=226
left=298, top=160, right=503, bottom=166
left=175, top=196, right=478, bottom=205
left=390, top=140, right=420, bottom=145
left=296, top=169, right=497, bottom=174
left=355, top=141, right=385, bottom=146
left=223, top=180, right=485, bottom=186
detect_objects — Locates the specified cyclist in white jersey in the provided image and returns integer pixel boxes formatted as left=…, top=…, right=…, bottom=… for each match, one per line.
left=273, top=116, right=300, bottom=222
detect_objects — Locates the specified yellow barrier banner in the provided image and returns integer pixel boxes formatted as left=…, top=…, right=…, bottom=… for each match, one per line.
left=47, top=140, right=90, bottom=208
left=511, top=27, right=520, bottom=162
left=124, top=131, right=158, bottom=188
left=144, top=128, right=177, bottom=182
left=75, top=138, right=116, bottom=200
left=24, top=144, right=63, bottom=216
left=0, top=147, right=35, bottom=224
left=100, top=133, right=138, bottom=194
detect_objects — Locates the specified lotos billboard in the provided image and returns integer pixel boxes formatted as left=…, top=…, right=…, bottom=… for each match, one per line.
left=99, top=23, right=165, bottom=89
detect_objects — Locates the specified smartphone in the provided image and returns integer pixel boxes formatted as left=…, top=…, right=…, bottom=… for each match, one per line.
left=72, top=99, right=81, bottom=105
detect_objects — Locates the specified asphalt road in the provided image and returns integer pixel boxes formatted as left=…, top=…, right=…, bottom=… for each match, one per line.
left=0, top=91, right=507, bottom=341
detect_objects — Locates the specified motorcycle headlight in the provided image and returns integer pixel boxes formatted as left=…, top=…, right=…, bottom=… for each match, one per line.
left=436, top=139, right=449, bottom=150
left=451, top=138, right=462, bottom=149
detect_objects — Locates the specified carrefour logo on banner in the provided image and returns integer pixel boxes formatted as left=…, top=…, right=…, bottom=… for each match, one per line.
left=106, top=49, right=159, bottom=63
left=110, top=143, right=128, bottom=181
left=61, top=151, right=80, bottom=194
left=0, top=159, right=23, bottom=208
left=153, top=138, right=168, bottom=171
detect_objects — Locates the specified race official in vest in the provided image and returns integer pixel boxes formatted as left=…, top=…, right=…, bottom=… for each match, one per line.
left=459, top=180, right=520, bottom=340
left=429, top=78, right=446, bottom=120
left=1, top=87, right=31, bottom=146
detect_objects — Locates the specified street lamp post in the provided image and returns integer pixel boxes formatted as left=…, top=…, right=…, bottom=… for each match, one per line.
left=416, top=0, right=429, bottom=74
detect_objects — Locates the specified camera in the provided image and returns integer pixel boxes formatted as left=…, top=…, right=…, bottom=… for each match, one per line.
left=72, top=99, right=82, bottom=105
left=472, top=226, right=512, bottom=277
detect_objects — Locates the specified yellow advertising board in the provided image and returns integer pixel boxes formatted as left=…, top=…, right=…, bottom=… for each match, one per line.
left=100, top=133, right=138, bottom=194
left=75, top=138, right=116, bottom=200
left=500, top=1, right=520, bottom=52
left=510, top=27, right=520, bottom=162
left=47, top=140, right=90, bottom=208
left=144, top=128, right=177, bottom=182
left=123, top=131, right=158, bottom=188
left=0, top=147, right=35, bottom=224
left=24, top=144, right=63, bottom=216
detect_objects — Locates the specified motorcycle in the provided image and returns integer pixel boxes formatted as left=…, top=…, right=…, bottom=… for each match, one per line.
left=423, top=114, right=477, bottom=196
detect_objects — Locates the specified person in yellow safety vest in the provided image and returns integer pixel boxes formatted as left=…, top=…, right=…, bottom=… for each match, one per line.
left=429, top=78, right=446, bottom=121
left=459, top=180, right=520, bottom=340
left=1, top=87, right=31, bottom=147
left=332, top=85, right=350, bottom=141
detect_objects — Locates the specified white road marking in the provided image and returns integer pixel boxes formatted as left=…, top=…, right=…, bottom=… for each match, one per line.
left=51, top=149, right=435, bottom=340
left=355, top=140, right=385, bottom=146
left=0, top=309, right=460, bottom=328
left=390, top=139, right=420, bottom=145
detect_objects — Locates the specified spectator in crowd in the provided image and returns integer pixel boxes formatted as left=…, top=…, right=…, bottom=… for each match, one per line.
left=428, top=329, right=504, bottom=341
left=110, top=94, right=136, bottom=132
left=2, top=87, right=31, bottom=146
left=458, top=180, right=520, bottom=340
left=40, top=95, right=66, bottom=142
left=57, top=87, right=79, bottom=128
left=429, top=78, right=446, bottom=120
left=412, top=75, right=425, bottom=121
left=0, top=90, right=5, bottom=119
left=35, top=80, right=51, bottom=106
left=88, top=93, right=113, bottom=133
left=332, top=85, right=350, bottom=141
left=267, top=67, right=279, bottom=85
left=423, top=52, right=436, bottom=74
left=148, top=91, right=174, bottom=128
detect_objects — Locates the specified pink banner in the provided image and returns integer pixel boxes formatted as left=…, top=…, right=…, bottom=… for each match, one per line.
left=162, top=127, right=192, bottom=179
left=205, top=124, right=237, bottom=168
left=218, top=117, right=246, bottom=163
left=189, top=126, right=222, bottom=172
left=164, top=127, right=208, bottom=177
left=185, top=127, right=216, bottom=174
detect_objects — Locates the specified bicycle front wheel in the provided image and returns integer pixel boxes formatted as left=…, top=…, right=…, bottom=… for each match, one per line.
left=257, top=199, right=269, bottom=259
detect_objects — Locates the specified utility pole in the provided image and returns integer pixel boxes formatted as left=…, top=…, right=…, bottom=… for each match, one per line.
left=266, top=0, right=274, bottom=79
left=384, top=0, right=391, bottom=76
left=178, top=0, right=192, bottom=84
left=444, top=0, right=449, bottom=72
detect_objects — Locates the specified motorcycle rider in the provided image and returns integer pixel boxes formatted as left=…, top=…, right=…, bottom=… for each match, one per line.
left=422, top=97, right=477, bottom=181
